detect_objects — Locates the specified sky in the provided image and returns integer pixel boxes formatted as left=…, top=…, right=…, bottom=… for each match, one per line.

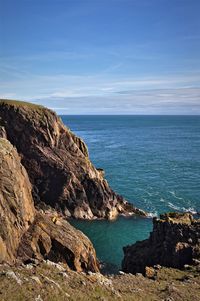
left=0, top=0, right=200, bottom=115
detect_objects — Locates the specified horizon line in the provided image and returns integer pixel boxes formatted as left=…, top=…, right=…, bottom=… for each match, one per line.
left=58, top=114, right=200, bottom=116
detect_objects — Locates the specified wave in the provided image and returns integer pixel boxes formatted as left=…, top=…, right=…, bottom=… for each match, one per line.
left=169, top=191, right=183, bottom=200
left=182, top=207, right=197, bottom=214
left=168, top=202, right=197, bottom=214
left=146, top=191, right=155, bottom=197
left=168, top=202, right=181, bottom=211
left=147, top=211, right=158, bottom=218
left=160, top=198, right=166, bottom=203
left=105, top=143, right=124, bottom=149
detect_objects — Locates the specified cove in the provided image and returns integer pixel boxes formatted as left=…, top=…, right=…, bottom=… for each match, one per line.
left=70, top=216, right=152, bottom=273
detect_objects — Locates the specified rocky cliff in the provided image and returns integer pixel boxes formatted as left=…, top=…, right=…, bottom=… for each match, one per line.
left=0, top=99, right=146, bottom=220
left=122, top=212, right=200, bottom=274
left=0, top=138, right=35, bottom=264
left=0, top=138, right=99, bottom=272
left=18, top=212, right=99, bottom=272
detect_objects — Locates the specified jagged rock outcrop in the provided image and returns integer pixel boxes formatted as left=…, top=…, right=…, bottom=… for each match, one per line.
left=122, top=213, right=200, bottom=274
left=0, top=100, right=146, bottom=220
left=0, top=138, right=99, bottom=272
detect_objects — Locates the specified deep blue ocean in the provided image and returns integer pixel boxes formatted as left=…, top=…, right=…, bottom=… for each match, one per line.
left=61, top=115, right=200, bottom=272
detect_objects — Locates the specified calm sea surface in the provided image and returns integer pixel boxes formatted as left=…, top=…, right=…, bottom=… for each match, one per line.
left=61, top=115, right=200, bottom=272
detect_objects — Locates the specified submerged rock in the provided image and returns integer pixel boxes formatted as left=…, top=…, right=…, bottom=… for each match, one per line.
left=0, top=99, right=146, bottom=219
left=122, top=212, right=200, bottom=274
left=0, top=138, right=99, bottom=272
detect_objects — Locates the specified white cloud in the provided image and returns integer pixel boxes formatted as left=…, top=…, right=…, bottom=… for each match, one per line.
left=1, top=58, right=200, bottom=114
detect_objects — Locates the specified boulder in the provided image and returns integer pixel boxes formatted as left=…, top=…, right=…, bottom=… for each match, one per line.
left=145, top=266, right=157, bottom=279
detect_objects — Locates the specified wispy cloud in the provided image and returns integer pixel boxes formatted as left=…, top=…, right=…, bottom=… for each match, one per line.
left=1, top=45, right=200, bottom=115
left=38, top=89, right=200, bottom=115
left=1, top=84, right=199, bottom=115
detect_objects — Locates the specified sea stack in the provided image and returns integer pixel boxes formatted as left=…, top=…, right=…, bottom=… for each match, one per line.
left=0, top=99, right=146, bottom=220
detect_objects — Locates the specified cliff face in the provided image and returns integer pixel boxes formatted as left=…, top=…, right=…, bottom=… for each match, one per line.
left=0, top=100, right=146, bottom=220
left=122, top=213, right=200, bottom=274
left=0, top=138, right=99, bottom=272
left=0, top=138, right=35, bottom=264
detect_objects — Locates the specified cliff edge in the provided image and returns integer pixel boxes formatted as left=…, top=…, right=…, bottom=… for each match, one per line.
left=0, top=99, right=146, bottom=220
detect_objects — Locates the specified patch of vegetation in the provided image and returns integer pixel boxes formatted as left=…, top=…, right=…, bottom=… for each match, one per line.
left=0, top=99, right=44, bottom=109
left=0, top=262, right=199, bottom=301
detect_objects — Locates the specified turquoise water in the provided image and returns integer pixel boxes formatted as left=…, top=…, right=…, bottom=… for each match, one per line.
left=61, top=115, right=200, bottom=272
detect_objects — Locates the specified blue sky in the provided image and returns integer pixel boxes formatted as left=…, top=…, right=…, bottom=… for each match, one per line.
left=0, top=0, right=200, bottom=114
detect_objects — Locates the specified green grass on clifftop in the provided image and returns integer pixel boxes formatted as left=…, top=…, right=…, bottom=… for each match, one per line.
left=0, top=99, right=44, bottom=109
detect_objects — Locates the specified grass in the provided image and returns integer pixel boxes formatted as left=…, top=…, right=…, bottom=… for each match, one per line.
left=0, top=262, right=199, bottom=301
left=0, top=99, right=44, bottom=109
left=0, top=98, right=58, bottom=125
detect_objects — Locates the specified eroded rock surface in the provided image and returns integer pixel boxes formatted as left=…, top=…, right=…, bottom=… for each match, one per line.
left=122, top=213, right=200, bottom=274
left=0, top=138, right=35, bottom=264
left=18, top=212, right=99, bottom=272
left=0, top=100, right=146, bottom=219
left=0, top=138, right=99, bottom=272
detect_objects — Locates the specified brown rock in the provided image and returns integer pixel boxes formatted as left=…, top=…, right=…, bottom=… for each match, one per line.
left=0, top=99, right=146, bottom=219
left=145, top=266, right=157, bottom=279
left=122, top=212, right=200, bottom=274
left=0, top=126, right=7, bottom=139
left=0, top=138, right=99, bottom=272
left=0, top=138, right=35, bottom=264
left=18, top=212, right=99, bottom=272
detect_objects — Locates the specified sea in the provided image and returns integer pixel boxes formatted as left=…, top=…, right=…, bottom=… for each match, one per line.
left=61, top=115, right=200, bottom=273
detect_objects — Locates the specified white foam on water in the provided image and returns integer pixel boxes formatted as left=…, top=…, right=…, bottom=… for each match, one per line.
left=182, top=207, right=197, bottom=214
left=168, top=202, right=181, bottom=211
left=169, top=191, right=183, bottom=200
left=147, top=211, right=158, bottom=218
left=146, top=191, right=155, bottom=196
left=160, top=198, right=166, bottom=203
left=168, top=202, right=197, bottom=214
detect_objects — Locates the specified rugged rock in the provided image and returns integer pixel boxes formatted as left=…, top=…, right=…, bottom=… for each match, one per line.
left=122, top=212, right=200, bottom=274
left=18, top=212, right=99, bottom=272
left=0, top=138, right=35, bottom=264
left=0, top=138, right=99, bottom=272
left=0, top=99, right=146, bottom=219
